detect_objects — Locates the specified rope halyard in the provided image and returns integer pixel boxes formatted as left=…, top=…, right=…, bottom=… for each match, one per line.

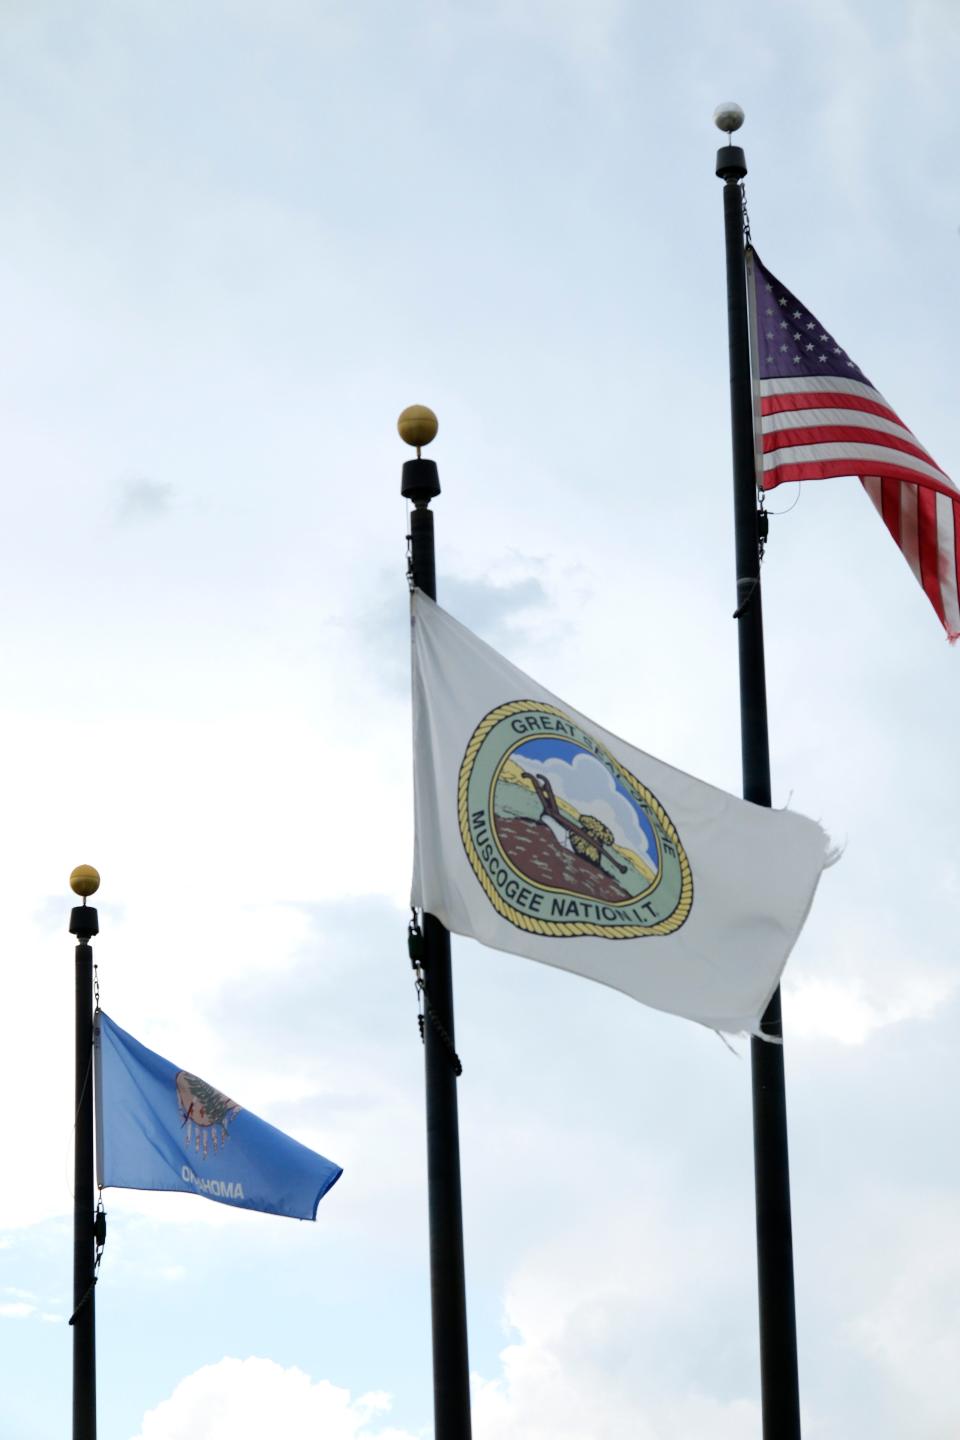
left=69, top=960, right=106, bottom=1327
left=68, top=1198, right=106, bottom=1327
left=408, top=911, right=462, bottom=1077
left=732, top=501, right=768, bottom=619
left=405, top=499, right=414, bottom=592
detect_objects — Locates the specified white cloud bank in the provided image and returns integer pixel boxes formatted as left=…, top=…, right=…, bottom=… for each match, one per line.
left=136, top=1183, right=960, bottom=1440
left=846, top=1193, right=960, bottom=1437
left=784, top=973, right=952, bottom=1045
left=132, top=1357, right=419, bottom=1440
left=135, top=1349, right=759, bottom=1440
left=533, top=751, right=654, bottom=864
left=135, top=1156, right=767, bottom=1440
left=472, top=1344, right=759, bottom=1440
left=468, top=1188, right=763, bottom=1440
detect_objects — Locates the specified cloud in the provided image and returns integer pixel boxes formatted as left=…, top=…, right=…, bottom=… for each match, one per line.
left=474, top=1358, right=759, bottom=1440
left=122, top=1160, right=960, bottom=1440
left=352, top=570, right=549, bottom=699
left=132, top=1357, right=418, bottom=1440
left=440, top=574, right=548, bottom=648
left=531, top=750, right=653, bottom=861
left=784, top=973, right=951, bottom=1045
left=845, top=1193, right=960, bottom=1435
left=1, top=1285, right=63, bottom=1325
left=117, top=478, right=175, bottom=523
left=780, top=875, right=960, bottom=1045
left=139, top=1334, right=761, bottom=1440
left=490, top=0, right=625, bottom=69
left=464, top=1167, right=767, bottom=1440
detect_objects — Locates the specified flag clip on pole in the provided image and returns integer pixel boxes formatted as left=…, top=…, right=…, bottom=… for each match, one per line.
left=68, top=864, right=101, bottom=1440
left=715, top=105, right=803, bottom=1440
left=399, top=405, right=473, bottom=1440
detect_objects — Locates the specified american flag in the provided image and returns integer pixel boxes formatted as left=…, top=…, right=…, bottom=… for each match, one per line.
left=747, top=249, right=959, bottom=640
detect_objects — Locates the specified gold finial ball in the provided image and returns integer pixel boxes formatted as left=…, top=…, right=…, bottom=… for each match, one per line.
left=397, top=405, right=438, bottom=450
left=70, top=865, right=100, bottom=898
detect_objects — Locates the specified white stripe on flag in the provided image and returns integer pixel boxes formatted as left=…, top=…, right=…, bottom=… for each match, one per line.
left=935, top=490, right=960, bottom=637
left=761, top=407, right=931, bottom=451
left=899, top=483, right=923, bottom=586
left=762, top=442, right=950, bottom=488
left=862, top=475, right=882, bottom=511
left=760, top=375, right=888, bottom=405
left=745, top=250, right=765, bottom=492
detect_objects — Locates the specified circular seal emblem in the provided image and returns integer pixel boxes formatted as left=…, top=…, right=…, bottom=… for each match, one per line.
left=458, top=702, right=692, bottom=939
left=176, top=1071, right=241, bottom=1159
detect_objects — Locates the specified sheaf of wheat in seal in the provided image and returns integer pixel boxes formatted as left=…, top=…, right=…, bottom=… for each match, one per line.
left=458, top=701, right=693, bottom=939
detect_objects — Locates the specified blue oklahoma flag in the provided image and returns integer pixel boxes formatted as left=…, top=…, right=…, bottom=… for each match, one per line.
left=95, top=1012, right=342, bottom=1220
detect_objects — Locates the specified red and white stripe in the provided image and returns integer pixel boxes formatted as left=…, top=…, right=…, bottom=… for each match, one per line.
left=756, top=374, right=960, bottom=641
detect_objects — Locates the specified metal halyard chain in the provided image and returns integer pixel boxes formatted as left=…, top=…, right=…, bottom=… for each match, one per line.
left=408, top=910, right=462, bottom=1076
left=69, top=963, right=107, bottom=1327
left=405, top=499, right=414, bottom=592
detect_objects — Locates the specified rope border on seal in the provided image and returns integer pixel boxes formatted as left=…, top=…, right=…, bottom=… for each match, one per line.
left=457, top=700, right=693, bottom=939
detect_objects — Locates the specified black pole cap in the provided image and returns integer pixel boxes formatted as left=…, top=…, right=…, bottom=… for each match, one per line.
left=716, top=144, right=747, bottom=180
left=70, top=906, right=99, bottom=941
left=401, top=458, right=441, bottom=506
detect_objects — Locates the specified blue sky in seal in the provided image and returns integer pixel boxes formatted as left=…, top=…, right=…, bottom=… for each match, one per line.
left=501, top=734, right=660, bottom=860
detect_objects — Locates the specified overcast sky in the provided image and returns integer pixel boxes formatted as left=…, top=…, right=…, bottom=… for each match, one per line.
left=3, top=2, right=960, bottom=1437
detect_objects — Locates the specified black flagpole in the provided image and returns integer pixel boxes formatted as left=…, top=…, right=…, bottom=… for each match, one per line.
left=715, top=107, right=802, bottom=1439
left=399, top=406, right=472, bottom=1440
left=68, top=864, right=101, bottom=1440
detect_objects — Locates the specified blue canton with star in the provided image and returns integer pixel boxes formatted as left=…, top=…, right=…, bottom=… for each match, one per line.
left=751, top=252, right=870, bottom=386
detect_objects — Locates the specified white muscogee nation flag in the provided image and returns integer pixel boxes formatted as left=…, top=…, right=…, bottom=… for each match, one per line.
left=411, top=590, right=832, bottom=1037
